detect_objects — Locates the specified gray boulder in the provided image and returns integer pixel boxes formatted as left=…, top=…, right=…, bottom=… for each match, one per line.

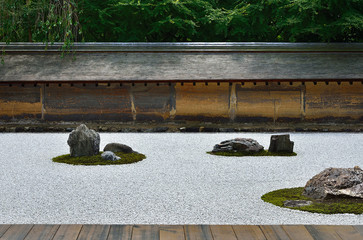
left=303, top=166, right=363, bottom=200
left=283, top=200, right=313, bottom=208
left=67, top=124, right=100, bottom=157
left=212, top=138, right=264, bottom=153
left=104, top=143, right=134, bottom=153
left=101, top=151, right=121, bottom=161
left=268, top=134, right=294, bottom=153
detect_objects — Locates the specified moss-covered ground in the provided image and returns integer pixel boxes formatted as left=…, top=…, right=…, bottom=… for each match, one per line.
left=207, top=150, right=297, bottom=157
left=53, top=152, right=146, bottom=165
left=261, top=187, right=363, bottom=214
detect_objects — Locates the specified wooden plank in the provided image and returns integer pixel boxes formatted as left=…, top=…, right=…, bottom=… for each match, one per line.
left=77, top=225, right=110, bottom=240
left=0, top=224, right=33, bottom=240
left=52, top=225, right=82, bottom=240
left=0, top=225, right=12, bottom=238
left=24, top=225, right=59, bottom=240
left=354, top=225, right=363, bottom=235
left=305, top=225, right=342, bottom=240
left=259, top=225, right=290, bottom=240
left=159, top=225, right=185, bottom=240
left=332, top=225, right=363, bottom=240
left=282, top=225, right=314, bottom=240
left=210, top=225, right=237, bottom=240
left=107, top=225, right=133, bottom=240
left=184, top=225, right=213, bottom=240
left=232, top=225, right=266, bottom=240
left=132, top=225, right=159, bottom=240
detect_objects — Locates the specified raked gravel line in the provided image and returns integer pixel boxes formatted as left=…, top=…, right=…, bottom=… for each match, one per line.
left=0, top=132, right=362, bottom=224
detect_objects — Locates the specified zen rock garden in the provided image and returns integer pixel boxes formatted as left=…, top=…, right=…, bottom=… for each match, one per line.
left=54, top=125, right=362, bottom=214
left=209, top=134, right=296, bottom=156
left=53, top=124, right=146, bottom=165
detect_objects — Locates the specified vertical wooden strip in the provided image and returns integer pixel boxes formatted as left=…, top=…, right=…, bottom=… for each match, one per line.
left=0, top=224, right=33, bottom=240
left=24, top=225, right=59, bottom=240
left=184, top=225, right=213, bottom=240
left=132, top=225, right=159, bottom=240
left=232, top=225, right=266, bottom=240
left=333, top=225, right=363, bottom=240
left=229, top=83, right=237, bottom=121
left=52, top=224, right=82, bottom=240
left=107, top=225, right=133, bottom=240
left=282, top=225, right=314, bottom=240
left=305, top=225, right=342, bottom=240
left=77, top=225, right=110, bottom=240
left=0, top=225, right=12, bottom=238
left=210, top=225, right=237, bottom=240
left=129, top=88, right=137, bottom=121
left=159, top=225, right=184, bottom=240
left=259, top=225, right=290, bottom=240
left=169, top=83, right=176, bottom=119
left=300, top=85, right=306, bottom=120
left=40, top=83, right=45, bottom=120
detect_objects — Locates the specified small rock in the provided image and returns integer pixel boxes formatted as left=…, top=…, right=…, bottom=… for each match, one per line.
left=179, top=127, right=186, bottom=132
left=268, top=134, right=294, bottom=153
left=212, top=138, right=264, bottom=153
left=152, top=127, right=169, bottom=132
left=104, top=143, right=134, bottom=153
left=303, top=167, right=363, bottom=199
left=101, top=151, right=120, bottom=161
left=67, top=124, right=100, bottom=157
left=219, top=128, right=235, bottom=132
left=283, top=200, right=313, bottom=208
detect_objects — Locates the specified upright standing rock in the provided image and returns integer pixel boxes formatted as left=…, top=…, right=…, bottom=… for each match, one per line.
left=67, top=124, right=100, bottom=157
left=268, top=134, right=294, bottom=153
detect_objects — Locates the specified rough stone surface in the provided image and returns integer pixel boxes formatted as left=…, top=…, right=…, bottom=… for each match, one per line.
left=268, top=134, right=294, bottom=153
left=101, top=151, right=121, bottom=161
left=104, top=143, right=134, bottom=153
left=67, top=124, right=100, bottom=157
left=212, top=138, right=264, bottom=153
left=303, top=166, right=363, bottom=200
left=283, top=200, right=313, bottom=208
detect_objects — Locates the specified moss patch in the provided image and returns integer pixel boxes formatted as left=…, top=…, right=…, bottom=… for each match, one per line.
left=207, top=150, right=297, bottom=157
left=52, top=152, right=146, bottom=165
left=261, top=187, right=363, bottom=214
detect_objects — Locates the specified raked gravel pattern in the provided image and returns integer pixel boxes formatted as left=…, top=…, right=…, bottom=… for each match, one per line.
left=0, top=132, right=362, bottom=224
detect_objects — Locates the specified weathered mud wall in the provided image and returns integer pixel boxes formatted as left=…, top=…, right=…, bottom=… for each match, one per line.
left=0, top=81, right=362, bottom=122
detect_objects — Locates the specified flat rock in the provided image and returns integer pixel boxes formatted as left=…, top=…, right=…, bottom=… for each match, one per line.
left=283, top=200, right=313, bottom=208
left=104, top=143, right=134, bottom=153
left=303, top=166, right=363, bottom=199
left=101, top=151, right=121, bottom=161
left=212, top=138, right=264, bottom=153
left=268, top=134, right=294, bottom=153
left=67, top=124, right=100, bottom=157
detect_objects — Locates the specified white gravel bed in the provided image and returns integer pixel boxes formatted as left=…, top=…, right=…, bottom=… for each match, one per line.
left=0, top=132, right=362, bottom=224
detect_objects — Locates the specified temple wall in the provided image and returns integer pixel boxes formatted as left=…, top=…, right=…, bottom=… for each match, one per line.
left=0, top=81, right=362, bottom=122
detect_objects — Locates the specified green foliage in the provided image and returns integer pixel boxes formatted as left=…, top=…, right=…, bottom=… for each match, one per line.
left=1, top=0, right=362, bottom=43
left=207, top=150, right=297, bottom=157
left=262, top=187, right=363, bottom=214
left=0, top=0, right=81, bottom=52
left=52, top=152, right=146, bottom=165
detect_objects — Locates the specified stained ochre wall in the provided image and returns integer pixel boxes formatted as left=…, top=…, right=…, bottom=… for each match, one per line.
left=0, top=81, right=362, bottom=122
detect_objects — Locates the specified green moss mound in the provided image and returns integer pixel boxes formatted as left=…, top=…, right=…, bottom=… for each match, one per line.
left=52, top=152, right=146, bottom=165
left=261, top=187, right=363, bottom=214
left=207, top=150, right=297, bottom=157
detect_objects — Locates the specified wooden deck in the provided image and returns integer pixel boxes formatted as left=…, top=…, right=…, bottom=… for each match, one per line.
left=0, top=225, right=362, bottom=240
